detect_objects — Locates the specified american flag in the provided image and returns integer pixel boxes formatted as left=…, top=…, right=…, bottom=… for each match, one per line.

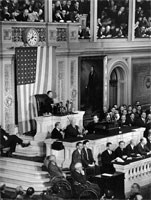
left=15, top=46, right=53, bottom=134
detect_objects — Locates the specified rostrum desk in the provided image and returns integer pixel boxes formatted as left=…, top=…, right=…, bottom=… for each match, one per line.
left=45, top=127, right=145, bottom=167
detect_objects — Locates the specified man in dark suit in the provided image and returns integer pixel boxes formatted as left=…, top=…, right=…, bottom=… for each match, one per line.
left=50, top=122, right=64, bottom=140
left=44, top=90, right=54, bottom=114
left=146, top=130, right=151, bottom=150
left=47, top=155, right=66, bottom=180
left=65, top=118, right=81, bottom=138
left=115, top=141, right=127, bottom=160
left=0, top=126, right=30, bottom=155
left=71, top=162, right=100, bottom=197
left=125, top=139, right=140, bottom=157
left=70, top=142, right=83, bottom=171
left=126, top=113, right=137, bottom=127
left=135, top=112, right=147, bottom=128
left=87, top=66, right=98, bottom=111
left=136, top=137, right=151, bottom=156
left=101, top=142, right=116, bottom=174
left=81, top=140, right=100, bottom=175
left=82, top=140, right=95, bottom=168
left=85, top=115, right=100, bottom=135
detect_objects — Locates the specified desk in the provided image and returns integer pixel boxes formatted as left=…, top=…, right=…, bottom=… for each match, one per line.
left=113, top=156, right=151, bottom=197
left=44, top=127, right=145, bottom=167
left=89, top=172, right=125, bottom=199
left=34, top=111, right=85, bottom=141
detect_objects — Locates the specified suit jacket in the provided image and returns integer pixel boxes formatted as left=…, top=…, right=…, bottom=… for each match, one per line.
left=126, top=117, right=137, bottom=127
left=115, top=147, right=127, bottom=159
left=135, top=118, right=147, bottom=128
left=0, top=128, right=9, bottom=146
left=136, top=143, right=150, bottom=156
left=81, top=148, right=95, bottom=168
left=72, top=170, right=87, bottom=184
left=65, top=124, right=80, bottom=138
left=48, top=161, right=63, bottom=178
left=70, top=149, right=82, bottom=171
left=51, top=128, right=63, bottom=140
left=146, top=139, right=151, bottom=151
left=44, top=97, right=54, bottom=113
left=125, top=144, right=137, bottom=157
left=86, top=122, right=100, bottom=134
left=101, top=150, right=115, bottom=173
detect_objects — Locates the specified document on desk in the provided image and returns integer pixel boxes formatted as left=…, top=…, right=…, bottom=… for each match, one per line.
left=101, top=173, right=113, bottom=177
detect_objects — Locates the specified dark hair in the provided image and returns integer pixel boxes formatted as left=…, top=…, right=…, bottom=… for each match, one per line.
left=26, top=187, right=35, bottom=196
left=83, top=140, right=89, bottom=145
left=119, top=140, right=125, bottom=145
left=106, top=142, right=112, bottom=147
left=55, top=122, right=60, bottom=128
left=76, top=142, right=82, bottom=147
left=47, top=90, right=52, bottom=95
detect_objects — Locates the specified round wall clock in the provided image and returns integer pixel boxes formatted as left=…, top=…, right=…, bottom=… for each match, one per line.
left=24, top=28, right=39, bottom=47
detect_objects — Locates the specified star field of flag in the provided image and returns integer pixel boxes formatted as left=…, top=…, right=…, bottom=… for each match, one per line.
left=16, top=47, right=37, bottom=85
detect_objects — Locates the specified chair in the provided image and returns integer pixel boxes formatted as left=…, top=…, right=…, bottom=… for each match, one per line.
left=34, top=94, right=48, bottom=116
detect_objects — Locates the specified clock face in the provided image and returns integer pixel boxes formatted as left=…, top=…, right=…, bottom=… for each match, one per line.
left=26, top=28, right=39, bottom=46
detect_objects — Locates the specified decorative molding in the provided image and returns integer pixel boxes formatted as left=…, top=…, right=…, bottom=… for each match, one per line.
left=49, top=30, right=56, bottom=41
left=12, top=27, right=46, bottom=43
left=57, top=28, right=67, bottom=41
left=70, top=31, right=77, bottom=40
left=3, top=29, right=12, bottom=40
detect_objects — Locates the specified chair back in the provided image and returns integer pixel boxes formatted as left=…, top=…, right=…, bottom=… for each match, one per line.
left=35, top=94, right=48, bottom=116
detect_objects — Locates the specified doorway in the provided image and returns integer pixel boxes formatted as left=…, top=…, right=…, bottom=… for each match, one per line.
left=109, top=67, right=126, bottom=107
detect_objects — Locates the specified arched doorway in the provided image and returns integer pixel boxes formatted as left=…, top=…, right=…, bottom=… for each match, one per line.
left=109, top=67, right=126, bottom=107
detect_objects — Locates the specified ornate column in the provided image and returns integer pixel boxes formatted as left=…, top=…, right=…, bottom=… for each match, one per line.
left=44, top=0, right=52, bottom=22
left=90, top=0, right=97, bottom=42
left=128, top=0, right=136, bottom=41
left=0, top=53, right=16, bottom=134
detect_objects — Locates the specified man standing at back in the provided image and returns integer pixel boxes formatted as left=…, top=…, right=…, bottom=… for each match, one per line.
left=70, top=142, right=83, bottom=171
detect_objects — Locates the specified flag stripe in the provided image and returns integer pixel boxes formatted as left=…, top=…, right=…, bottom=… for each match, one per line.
left=39, top=47, right=46, bottom=94
left=34, top=46, right=41, bottom=94
left=44, top=47, right=50, bottom=93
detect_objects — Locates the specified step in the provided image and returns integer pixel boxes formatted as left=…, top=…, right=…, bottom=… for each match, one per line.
left=0, top=167, right=49, bottom=179
left=0, top=173, right=50, bottom=184
left=0, top=157, right=43, bottom=170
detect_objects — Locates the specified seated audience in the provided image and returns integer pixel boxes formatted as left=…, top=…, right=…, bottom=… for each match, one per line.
left=115, top=141, right=127, bottom=160
left=0, top=185, right=24, bottom=200
left=136, top=137, right=151, bottom=156
left=44, top=90, right=54, bottom=114
left=70, top=142, right=83, bottom=171
left=0, top=126, right=30, bottom=156
left=127, top=183, right=141, bottom=200
left=47, top=155, right=66, bottom=180
left=71, top=162, right=100, bottom=196
left=146, top=105, right=151, bottom=116
left=126, top=113, right=137, bottom=127
left=101, top=142, right=115, bottom=174
left=65, top=118, right=82, bottom=138
left=118, top=114, right=128, bottom=127
left=135, top=112, right=147, bottom=128
left=100, top=189, right=115, bottom=200
left=146, top=130, right=151, bottom=150
left=144, top=113, right=151, bottom=138
left=50, top=122, right=64, bottom=140
left=125, top=139, right=140, bottom=158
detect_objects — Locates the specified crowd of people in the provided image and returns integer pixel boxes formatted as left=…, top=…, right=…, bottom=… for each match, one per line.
left=97, top=0, right=129, bottom=39
left=0, top=0, right=44, bottom=22
left=135, top=0, right=151, bottom=38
